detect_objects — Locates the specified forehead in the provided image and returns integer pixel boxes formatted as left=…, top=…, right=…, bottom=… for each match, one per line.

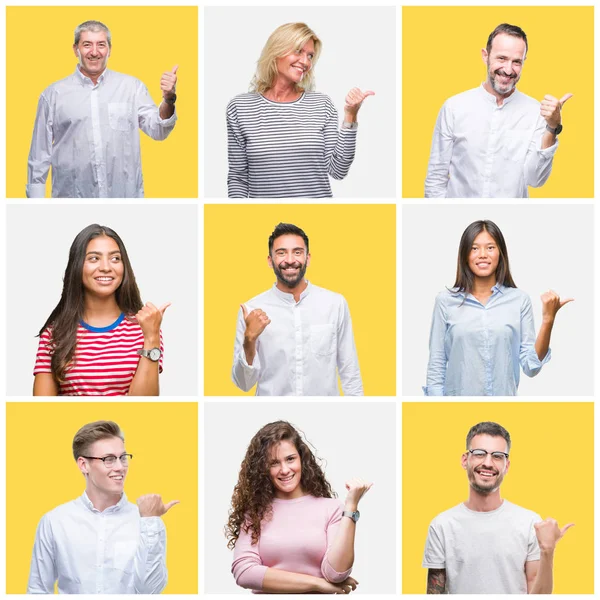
left=269, top=440, right=298, bottom=460
left=86, top=235, right=120, bottom=254
left=469, top=434, right=508, bottom=453
left=272, top=234, right=306, bottom=252
left=87, top=436, right=125, bottom=456
left=77, top=30, right=108, bottom=45
left=472, top=230, right=497, bottom=245
left=489, top=33, right=526, bottom=59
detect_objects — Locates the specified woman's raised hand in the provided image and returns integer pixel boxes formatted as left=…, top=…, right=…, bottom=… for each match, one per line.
left=540, top=290, right=573, bottom=324
left=135, top=302, right=171, bottom=342
left=343, top=88, right=375, bottom=121
left=344, top=478, right=373, bottom=511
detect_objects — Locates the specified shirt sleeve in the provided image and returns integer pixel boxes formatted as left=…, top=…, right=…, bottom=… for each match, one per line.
left=524, top=115, right=558, bottom=188
left=323, top=98, right=357, bottom=180
left=231, top=305, right=260, bottom=392
left=136, top=81, right=177, bottom=141
left=27, top=514, right=57, bottom=593
left=133, top=517, right=168, bottom=594
left=226, top=98, right=249, bottom=198
left=519, top=295, right=551, bottom=377
left=424, top=294, right=447, bottom=396
left=27, top=94, right=53, bottom=198
left=422, top=521, right=446, bottom=569
left=231, top=524, right=268, bottom=590
left=321, top=503, right=353, bottom=583
left=527, top=515, right=542, bottom=561
left=337, top=297, right=363, bottom=396
left=33, top=328, right=53, bottom=376
left=425, top=102, right=453, bottom=198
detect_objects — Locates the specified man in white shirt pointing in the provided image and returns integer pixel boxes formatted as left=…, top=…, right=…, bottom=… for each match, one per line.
left=232, top=222, right=363, bottom=396
left=27, top=20, right=178, bottom=198
left=27, top=420, right=179, bottom=594
left=425, top=23, right=572, bottom=198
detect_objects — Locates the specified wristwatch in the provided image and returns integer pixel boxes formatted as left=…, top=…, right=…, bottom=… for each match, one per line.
left=163, top=94, right=177, bottom=105
left=342, top=121, right=358, bottom=130
left=137, top=347, right=161, bottom=362
left=546, top=123, right=563, bottom=135
left=342, top=510, right=360, bottom=523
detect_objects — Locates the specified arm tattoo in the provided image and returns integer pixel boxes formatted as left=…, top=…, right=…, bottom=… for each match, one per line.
left=427, top=568, right=447, bottom=594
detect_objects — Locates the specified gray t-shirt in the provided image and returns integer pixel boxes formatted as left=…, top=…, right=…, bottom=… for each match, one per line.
left=422, top=500, right=541, bottom=594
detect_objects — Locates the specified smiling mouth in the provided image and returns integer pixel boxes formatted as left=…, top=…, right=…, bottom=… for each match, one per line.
left=476, top=469, right=497, bottom=479
left=278, top=474, right=295, bottom=483
left=109, top=475, right=123, bottom=481
left=95, top=276, right=114, bottom=283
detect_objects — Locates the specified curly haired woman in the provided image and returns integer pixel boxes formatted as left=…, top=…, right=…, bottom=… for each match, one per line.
left=226, top=421, right=371, bottom=593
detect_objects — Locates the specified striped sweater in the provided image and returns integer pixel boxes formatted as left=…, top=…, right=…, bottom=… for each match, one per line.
left=33, top=313, right=164, bottom=396
left=226, top=91, right=357, bottom=198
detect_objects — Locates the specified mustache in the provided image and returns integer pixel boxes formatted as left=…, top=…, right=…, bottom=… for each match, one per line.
left=279, top=262, right=303, bottom=269
left=495, top=70, right=516, bottom=79
left=475, top=467, right=499, bottom=475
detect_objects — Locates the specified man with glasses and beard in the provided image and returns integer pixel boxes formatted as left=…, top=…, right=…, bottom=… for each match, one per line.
left=27, top=421, right=179, bottom=594
left=232, top=222, right=363, bottom=396
left=425, top=23, right=572, bottom=198
left=423, top=421, right=573, bottom=594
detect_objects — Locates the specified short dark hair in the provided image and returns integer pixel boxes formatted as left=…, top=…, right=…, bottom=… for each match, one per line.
left=466, top=421, right=511, bottom=453
left=486, top=23, right=528, bottom=56
left=268, top=223, right=309, bottom=255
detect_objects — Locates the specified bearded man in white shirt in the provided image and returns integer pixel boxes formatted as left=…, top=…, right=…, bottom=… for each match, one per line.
left=425, top=23, right=572, bottom=198
left=232, top=222, right=363, bottom=396
left=423, top=421, right=573, bottom=594
left=27, top=420, right=179, bottom=594
left=27, top=20, right=178, bottom=198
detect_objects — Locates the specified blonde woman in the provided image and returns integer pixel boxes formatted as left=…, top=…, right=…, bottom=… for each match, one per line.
left=227, top=23, right=374, bottom=198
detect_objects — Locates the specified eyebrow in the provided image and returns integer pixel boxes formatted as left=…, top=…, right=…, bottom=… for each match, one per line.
left=274, top=247, right=305, bottom=252
left=86, top=250, right=122, bottom=256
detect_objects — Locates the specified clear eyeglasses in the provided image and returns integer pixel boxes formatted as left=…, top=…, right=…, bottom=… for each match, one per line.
left=82, top=453, right=133, bottom=467
left=468, top=449, right=509, bottom=462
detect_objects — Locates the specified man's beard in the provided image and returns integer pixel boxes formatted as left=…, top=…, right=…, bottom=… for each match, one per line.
left=273, top=261, right=307, bottom=288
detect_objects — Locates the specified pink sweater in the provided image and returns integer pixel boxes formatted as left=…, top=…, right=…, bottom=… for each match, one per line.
left=232, top=495, right=352, bottom=591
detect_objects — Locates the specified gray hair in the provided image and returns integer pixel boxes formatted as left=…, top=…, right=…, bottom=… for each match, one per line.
left=74, top=20, right=112, bottom=48
left=466, top=421, right=511, bottom=453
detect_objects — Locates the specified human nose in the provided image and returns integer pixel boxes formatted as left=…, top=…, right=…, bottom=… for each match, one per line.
left=98, top=257, right=111, bottom=271
left=279, top=461, right=290, bottom=474
left=481, top=452, right=494, bottom=467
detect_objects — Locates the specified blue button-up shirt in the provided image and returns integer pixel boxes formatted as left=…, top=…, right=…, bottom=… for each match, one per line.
left=424, top=284, right=550, bottom=396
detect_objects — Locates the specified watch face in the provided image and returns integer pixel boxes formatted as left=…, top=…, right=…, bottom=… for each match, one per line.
left=354, top=510, right=361, bottom=522
left=149, top=348, right=161, bottom=361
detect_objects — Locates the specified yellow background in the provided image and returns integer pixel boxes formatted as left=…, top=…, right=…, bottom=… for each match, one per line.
left=204, top=204, right=396, bottom=396
left=6, top=6, right=198, bottom=198
left=6, top=402, right=198, bottom=594
left=402, top=6, right=594, bottom=198
left=402, top=402, right=594, bottom=594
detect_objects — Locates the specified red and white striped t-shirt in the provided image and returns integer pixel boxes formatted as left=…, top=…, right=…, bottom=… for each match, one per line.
left=33, top=313, right=164, bottom=396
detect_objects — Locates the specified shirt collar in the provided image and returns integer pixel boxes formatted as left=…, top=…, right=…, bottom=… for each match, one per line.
left=271, top=280, right=312, bottom=304
left=452, top=282, right=505, bottom=298
left=81, top=490, right=128, bottom=513
left=75, top=65, right=108, bottom=87
left=479, top=82, right=519, bottom=106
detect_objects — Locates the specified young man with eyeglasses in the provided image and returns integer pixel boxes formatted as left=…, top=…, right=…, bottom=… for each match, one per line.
left=423, top=421, right=573, bottom=594
left=27, top=420, right=179, bottom=593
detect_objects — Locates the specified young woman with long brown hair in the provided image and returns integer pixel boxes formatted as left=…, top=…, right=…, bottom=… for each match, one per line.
left=424, top=219, right=572, bottom=396
left=226, top=421, right=371, bottom=593
left=33, top=224, right=169, bottom=396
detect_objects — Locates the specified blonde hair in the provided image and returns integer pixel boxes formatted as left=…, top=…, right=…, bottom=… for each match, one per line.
left=251, top=23, right=322, bottom=94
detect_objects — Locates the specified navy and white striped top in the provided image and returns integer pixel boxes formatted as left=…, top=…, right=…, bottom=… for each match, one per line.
left=226, top=91, right=357, bottom=198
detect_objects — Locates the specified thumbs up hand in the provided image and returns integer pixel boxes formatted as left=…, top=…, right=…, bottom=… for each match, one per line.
left=540, top=93, right=572, bottom=129
left=161, top=65, right=178, bottom=100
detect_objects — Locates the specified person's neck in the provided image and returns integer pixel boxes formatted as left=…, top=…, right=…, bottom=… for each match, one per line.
left=79, top=65, right=106, bottom=86
left=86, top=487, right=122, bottom=512
left=264, top=79, right=302, bottom=103
left=471, top=276, right=496, bottom=304
left=483, top=80, right=515, bottom=107
left=83, top=295, right=122, bottom=327
left=276, top=279, right=308, bottom=303
left=464, top=488, right=503, bottom=512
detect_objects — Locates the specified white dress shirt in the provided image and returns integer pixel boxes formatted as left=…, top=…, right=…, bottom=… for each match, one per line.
left=232, top=282, right=363, bottom=396
left=27, top=67, right=177, bottom=198
left=27, top=492, right=168, bottom=594
left=425, top=85, right=558, bottom=198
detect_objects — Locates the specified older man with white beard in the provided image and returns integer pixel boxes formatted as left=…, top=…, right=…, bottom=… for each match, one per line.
left=424, top=23, right=572, bottom=198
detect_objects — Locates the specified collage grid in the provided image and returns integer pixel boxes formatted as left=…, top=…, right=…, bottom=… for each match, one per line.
left=0, top=0, right=598, bottom=597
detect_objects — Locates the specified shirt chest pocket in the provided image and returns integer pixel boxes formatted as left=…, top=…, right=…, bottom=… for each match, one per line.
left=310, top=324, right=336, bottom=356
left=108, top=102, right=134, bottom=132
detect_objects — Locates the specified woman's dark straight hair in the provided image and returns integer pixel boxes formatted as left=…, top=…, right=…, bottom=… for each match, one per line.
left=452, top=220, right=516, bottom=296
left=38, top=224, right=143, bottom=382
